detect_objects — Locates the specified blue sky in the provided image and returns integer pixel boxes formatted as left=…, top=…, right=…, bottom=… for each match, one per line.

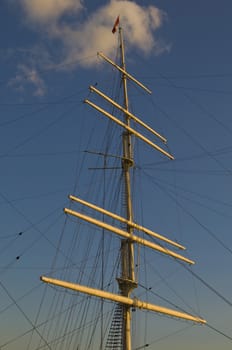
left=1, top=1, right=232, bottom=349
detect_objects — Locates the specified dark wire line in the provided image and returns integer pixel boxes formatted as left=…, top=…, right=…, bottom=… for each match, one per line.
left=0, top=150, right=78, bottom=158
left=137, top=170, right=232, bottom=312
left=0, top=290, right=101, bottom=349
left=138, top=283, right=199, bottom=317
left=139, top=72, right=232, bottom=80
left=206, top=323, right=232, bottom=341
left=143, top=166, right=230, bottom=176
left=0, top=283, right=42, bottom=315
left=0, top=189, right=78, bottom=268
left=142, top=170, right=232, bottom=256
left=0, top=232, right=22, bottom=256
left=133, top=53, right=232, bottom=176
left=0, top=187, right=68, bottom=207
left=0, top=89, right=83, bottom=127
left=182, top=263, right=232, bottom=308
left=142, top=143, right=232, bottom=168
left=0, top=100, right=78, bottom=107
left=0, top=231, right=22, bottom=240
left=138, top=217, right=232, bottom=343
left=0, top=280, right=52, bottom=350
left=151, top=173, right=232, bottom=209
left=140, top=282, right=232, bottom=342
left=147, top=325, right=194, bottom=346
left=149, top=175, right=232, bottom=219
left=0, top=102, right=80, bottom=159
left=156, top=83, right=232, bottom=95
left=150, top=98, right=232, bottom=178
left=0, top=88, right=85, bottom=128
left=0, top=54, right=97, bottom=89
left=156, top=72, right=232, bottom=137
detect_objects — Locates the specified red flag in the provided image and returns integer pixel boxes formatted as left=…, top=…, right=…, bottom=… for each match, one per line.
left=112, top=16, right=120, bottom=34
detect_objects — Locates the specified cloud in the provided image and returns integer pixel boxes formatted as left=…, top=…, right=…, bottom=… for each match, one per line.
left=8, top=64, right=46, bottom=97
left=20, top=0, right=83, bottom=23
left=19, top=0, right=168, bottom=69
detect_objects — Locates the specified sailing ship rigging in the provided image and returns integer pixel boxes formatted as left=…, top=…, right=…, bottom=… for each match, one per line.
left=40, top=25, right=206, bottom=350
left=2, top=4, right=232, bottom=349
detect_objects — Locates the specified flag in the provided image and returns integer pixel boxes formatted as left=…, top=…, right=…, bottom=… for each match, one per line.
left=112, top=16, right=120, bottom=34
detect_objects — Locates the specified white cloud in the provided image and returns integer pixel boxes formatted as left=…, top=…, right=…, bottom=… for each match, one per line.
left=18, top=0, right=168, bottom=69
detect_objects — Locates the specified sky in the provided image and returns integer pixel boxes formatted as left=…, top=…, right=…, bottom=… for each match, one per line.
left=1, top=0, right=232, bottom=349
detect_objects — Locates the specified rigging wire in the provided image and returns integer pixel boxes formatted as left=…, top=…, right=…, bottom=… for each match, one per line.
left=0, top=103, right=80, bottom=159
left=0, top=232, right=22, bottom=256
left=0, top=279, right=53, bottom=350
left=127, top=161, right=232, bottom=343
left=0, top=188, right=69, bottom=207
left=0, top=150, right=79, bottom=158
left=142, top=167, right=232, bottom=176
left=143, top=324, right=194, bottom=347
left=138, top=268, right=232, bottom=342
left=153, top=71, right=232, bottom=137
left=149, top=96, right=232, bottom=178
left=206, top=323, right=232, bottom=342
left=142, top=143, right=232, bottom=168
left=139, top=72, right=232, bottom=80
left=0, top=88, right=85, bottom=128
left=0, top=54, right=97, bottom=90
left=138, top=170, right=232, bottom=312
left=0, top=188, right=60, bottom=247
left=132, top=54, right=232, bottom=180
left=0, top=300, right=114, bottom=350
left=153, top=83, right=232, bottom=95
left=145, top=174, right=232, bottom=219
left=0, top=189, right=80, bottom=278
left=142, top=169, right=232, bottom=257
left=15, top=95, right=100, bottom=348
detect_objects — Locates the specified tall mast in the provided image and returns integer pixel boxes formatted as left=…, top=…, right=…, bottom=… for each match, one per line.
left=117, top=27, right=136, bottom=350
left=40, top=23, right=206, bottom=350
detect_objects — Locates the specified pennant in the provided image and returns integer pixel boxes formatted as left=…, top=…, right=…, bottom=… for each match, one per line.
left=112, top=16, right=120, bottom=34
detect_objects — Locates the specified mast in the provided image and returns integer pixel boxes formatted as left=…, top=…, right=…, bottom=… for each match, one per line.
left=41, top=23, right=206, bottom=350
left=117, top=26, right=136, bottom=350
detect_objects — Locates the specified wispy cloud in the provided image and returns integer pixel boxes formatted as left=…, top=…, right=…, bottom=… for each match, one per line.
left=8, top=64, right=46, bottom=97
